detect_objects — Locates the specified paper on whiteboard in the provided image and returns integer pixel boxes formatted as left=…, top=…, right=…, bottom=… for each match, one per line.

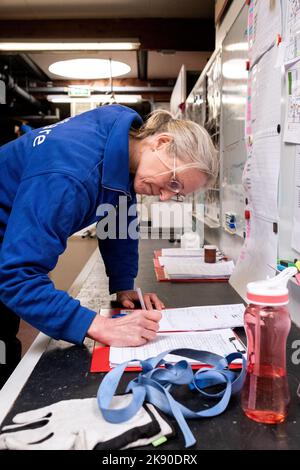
left=250, top=45, right=282, bottom=136
left=292, top=146, right=300, bottom=252
left=109, top=329, right=246, bottom=367
left=244, top=47, right=282, bottom=221
left=248, top=0, right=282, bottom=65
left=247, top=133, right=281, bottom=220
left=159, top=304, right=245, bottom=332
left=284, top=0, right=300, bottom=66
left=284, top=60, right=300, bottom=143
left=230, top=214, right=278, bottom=300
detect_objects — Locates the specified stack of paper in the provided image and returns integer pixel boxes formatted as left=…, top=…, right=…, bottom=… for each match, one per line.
left=110, top=303, right=246, bottom=368
left=159, top=258, right=235, bottom=279
left=109, top=328, right=246, bottom=368
left=158, top=303, right=245, bottom=332
left=160, top=248, right=204, bottom=257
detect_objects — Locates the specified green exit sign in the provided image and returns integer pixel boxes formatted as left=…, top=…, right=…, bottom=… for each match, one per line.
left=68, top=86, right=91, bottom=97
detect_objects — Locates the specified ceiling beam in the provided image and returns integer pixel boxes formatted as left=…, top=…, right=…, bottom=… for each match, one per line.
left=137, top=50, right=148, bottom=81
left=18, top=54, right=50, bottom=81
left=0, top=18, right=215, bottom=51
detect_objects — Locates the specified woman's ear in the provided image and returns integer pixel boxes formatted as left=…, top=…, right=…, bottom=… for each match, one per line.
left=154, top=133, right=173, bottom=151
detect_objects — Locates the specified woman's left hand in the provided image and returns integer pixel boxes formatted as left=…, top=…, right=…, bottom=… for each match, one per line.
left=116, top=290, right=165, bottom=310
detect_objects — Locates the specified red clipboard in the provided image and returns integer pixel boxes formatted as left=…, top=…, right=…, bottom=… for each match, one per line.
left=90, top=309, right=244, bottom=373
left=90, top=343, right=243, bottom=373
left=153, top=250, right=230, bottom=283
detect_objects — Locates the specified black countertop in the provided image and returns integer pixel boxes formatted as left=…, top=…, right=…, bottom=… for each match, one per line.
left=2, top=239, right=300, bottom=450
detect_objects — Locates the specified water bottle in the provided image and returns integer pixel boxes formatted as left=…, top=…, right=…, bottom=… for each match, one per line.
left=241, top=267, right=297, bottom=424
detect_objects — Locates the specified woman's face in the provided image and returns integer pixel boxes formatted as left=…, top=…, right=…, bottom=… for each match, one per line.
left=133, top=136, right=208, bottom=201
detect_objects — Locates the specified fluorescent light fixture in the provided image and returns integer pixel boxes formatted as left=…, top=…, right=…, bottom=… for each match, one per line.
left=225, top=42, right=248, bottom=52
left=49, top=59, right=131, bottom=79
left=47, top=94, right=142, bottom=104
left=0, top=42, right=140, bottom=51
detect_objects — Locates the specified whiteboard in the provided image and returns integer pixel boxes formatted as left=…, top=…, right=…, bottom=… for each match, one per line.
left=220, top=3, right=248, bottom=237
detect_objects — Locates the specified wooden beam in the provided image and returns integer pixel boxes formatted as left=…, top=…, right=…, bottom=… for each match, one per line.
left=137, top=50, right=148, bottom=81
left=0, top=18, right=215, bottom=51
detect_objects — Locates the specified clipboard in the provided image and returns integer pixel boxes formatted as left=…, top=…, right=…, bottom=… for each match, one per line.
left=153, top=251, right=230, bottom=283
left=90, top=309, right=246, bottom=373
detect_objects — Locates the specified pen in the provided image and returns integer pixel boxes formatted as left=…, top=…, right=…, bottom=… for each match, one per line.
left=136, top=287, right=147, bottom=310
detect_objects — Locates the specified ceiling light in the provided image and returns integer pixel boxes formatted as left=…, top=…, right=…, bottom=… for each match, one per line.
left=47, top=94, right=142, bottom=104
left=0, top=42, right=140, bottom=51
left=49, top=59, right=131, bottom=79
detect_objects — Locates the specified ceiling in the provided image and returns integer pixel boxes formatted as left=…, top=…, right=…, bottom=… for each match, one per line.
left=0, top=0, right=215, bottom=121
left=0, top=0, right=214, bottom=20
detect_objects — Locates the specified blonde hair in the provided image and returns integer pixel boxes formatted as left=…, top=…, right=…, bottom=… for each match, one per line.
left=132, top=110, right=219, bottom=188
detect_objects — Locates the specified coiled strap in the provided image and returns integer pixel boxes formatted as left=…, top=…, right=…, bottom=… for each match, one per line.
left=97, top=349, right=246, bottom=448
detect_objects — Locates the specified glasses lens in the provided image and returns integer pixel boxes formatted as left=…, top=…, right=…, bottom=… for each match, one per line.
left=167, top=179, right=183, bottom=193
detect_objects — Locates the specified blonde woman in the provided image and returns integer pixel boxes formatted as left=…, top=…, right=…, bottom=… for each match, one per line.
left=0, top=104, right=217, bottom=387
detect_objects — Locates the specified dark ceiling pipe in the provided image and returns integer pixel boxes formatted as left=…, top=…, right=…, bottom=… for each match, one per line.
left=0, top=72, right=42, bottom=108
left=18, top=54, right=50, bottom=82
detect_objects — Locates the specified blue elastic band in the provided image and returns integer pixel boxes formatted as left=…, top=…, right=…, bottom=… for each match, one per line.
left=97, top=348, right=246, bottom=448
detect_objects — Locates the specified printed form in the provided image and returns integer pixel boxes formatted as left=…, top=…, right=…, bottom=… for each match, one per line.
left=158, top=304, right=245, bottom=332
left=109, top=329, right=246, bottom=367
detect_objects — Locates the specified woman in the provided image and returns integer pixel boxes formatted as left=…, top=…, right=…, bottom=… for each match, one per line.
left=0, top=104, right=217, bottom=386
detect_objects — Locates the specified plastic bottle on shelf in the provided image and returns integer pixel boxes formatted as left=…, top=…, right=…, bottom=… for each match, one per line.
left=241, top=267, right=297, bottom=424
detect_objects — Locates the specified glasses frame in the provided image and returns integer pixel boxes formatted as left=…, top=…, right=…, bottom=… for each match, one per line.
left=153, top=149, right=185, bottom=201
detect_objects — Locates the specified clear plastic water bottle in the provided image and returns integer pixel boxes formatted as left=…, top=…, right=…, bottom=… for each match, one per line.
left=241, top=267, right=297, bottom=424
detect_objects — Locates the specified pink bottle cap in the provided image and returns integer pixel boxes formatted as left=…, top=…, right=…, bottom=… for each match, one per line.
left=246, top=267, right=297, bottom=306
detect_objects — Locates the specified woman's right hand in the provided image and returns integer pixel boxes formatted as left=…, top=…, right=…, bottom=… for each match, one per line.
left=86, top=309, right=162, bottom=347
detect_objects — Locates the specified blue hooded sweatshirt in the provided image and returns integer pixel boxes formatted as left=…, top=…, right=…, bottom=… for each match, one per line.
left=0, top=104, right=143, bottom=344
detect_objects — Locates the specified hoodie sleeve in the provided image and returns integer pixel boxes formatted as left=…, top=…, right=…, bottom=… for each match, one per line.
left=0, top=173, right=97, bottom=344
left=98, top=194, right=139, bottom=294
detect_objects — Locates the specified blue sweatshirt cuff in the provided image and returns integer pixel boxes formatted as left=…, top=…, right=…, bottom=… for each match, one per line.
left=109, top=276, right=135, bottom=294
left=60, top=306, right=97, bottom=344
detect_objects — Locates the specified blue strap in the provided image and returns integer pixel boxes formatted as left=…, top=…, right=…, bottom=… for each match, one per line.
left=97, top=348, right=246, bottom=448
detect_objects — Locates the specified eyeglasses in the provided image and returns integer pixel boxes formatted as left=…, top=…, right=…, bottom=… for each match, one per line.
left=153, top=149, right=185, bottom=201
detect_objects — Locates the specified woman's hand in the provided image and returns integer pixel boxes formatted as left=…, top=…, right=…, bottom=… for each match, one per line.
left=86, top=310, right=162, bottom=347
left=116, top=290, right=165, bottom=310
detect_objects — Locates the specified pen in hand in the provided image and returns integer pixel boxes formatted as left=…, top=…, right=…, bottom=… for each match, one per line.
left=136, top=287, right=147, bottom=310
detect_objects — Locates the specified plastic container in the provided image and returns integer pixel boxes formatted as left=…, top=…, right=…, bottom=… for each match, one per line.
left=241, top=267, right=297, bottom=424
left=180, top=231, right=200, bottom=249
left=204, top=245, right=217, bottom=263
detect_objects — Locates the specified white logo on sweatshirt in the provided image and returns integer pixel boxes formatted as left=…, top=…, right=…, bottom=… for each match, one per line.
left=32, top=118, right=71, bottom=147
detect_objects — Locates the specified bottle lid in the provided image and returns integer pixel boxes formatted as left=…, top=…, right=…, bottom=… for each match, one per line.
left=246, top=267, right=297, bottom=306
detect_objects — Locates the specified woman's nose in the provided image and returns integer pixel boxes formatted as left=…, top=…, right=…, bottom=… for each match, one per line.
left=159, top=189, right=173, bottom=201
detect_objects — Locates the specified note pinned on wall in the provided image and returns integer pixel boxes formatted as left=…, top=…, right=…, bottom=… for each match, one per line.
left=284, top=60, right=300, bottom=144
left=248, top=132, right=281, bottom=221
left=292, top=146, right=300, bottom=253
left=230, top=215, right=278, bottom=300
left=284, top=0, right=300, bottom=66
left=246, top=45, right=282, bottom=221
left=250, top=45, right=282, bottom=136
left=248, top=0, right=282, bottom=64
